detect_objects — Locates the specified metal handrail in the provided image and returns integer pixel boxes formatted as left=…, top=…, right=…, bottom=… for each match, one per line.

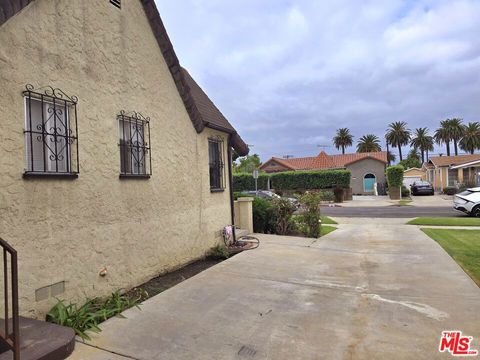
left=0, top=237, right=19, bottom=360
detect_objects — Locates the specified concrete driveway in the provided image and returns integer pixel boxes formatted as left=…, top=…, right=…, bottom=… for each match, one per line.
left=70, top=219, right=480, bottom=360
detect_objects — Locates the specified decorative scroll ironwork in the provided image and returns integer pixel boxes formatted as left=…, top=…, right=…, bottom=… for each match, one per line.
left=22, top=84, right=79, bottom=174
left=209, top=136, right=225, bottom=190
left=118, top=111, right=152, bottom=176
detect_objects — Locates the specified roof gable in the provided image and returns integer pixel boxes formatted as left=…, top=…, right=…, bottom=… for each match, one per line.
left=261, top=151, right=387, bottom=171
left=0, top=0, right=249, bottom=156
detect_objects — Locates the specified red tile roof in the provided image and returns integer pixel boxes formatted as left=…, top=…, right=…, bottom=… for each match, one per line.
left=261, top=151, right=388, bottom=171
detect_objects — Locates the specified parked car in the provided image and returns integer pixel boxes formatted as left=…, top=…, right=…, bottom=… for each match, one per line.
left=241, top=190, right=300, bottom=208
left=410, top=181, right=434, bottom=196
left=453, top=187, right=480, bottom=217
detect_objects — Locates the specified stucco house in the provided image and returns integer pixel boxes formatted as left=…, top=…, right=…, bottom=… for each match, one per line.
left=0, top=0, right=249, bottom=320
left=260, top=151, right=388, bottom=195
left=424, top=154, right=480, bottom=191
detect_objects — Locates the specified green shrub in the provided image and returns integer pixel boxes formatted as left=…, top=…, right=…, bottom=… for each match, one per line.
left=299, top=192, right=322, bottom=238
left=233, top=170, right=351, bottom=192
left=386, top=165, right=404, bottom=188
left=233, top=173, right=269, bottom=192
left=209, top=244, right=230, bottom=259
left=271, top=198, right=296, bottom=235
left=46, top=290, right=142, bottom=341
left=270, top=170, right=351, bottom=190
left=319, top=191, right=334, bottom=202
left=443, top=186, right=457, bottom=195
left=252, top=197, right=276, bottom=234
left=401, top=185, right=411, bottom=198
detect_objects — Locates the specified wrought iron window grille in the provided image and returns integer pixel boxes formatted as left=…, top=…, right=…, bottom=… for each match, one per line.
left=23, top=84, right=79, bottom=177
left=110, top=0, right=121, bottom=9
left=118, top=111, right=152, bottom=178
left=208, top=136, right=225, bottom=191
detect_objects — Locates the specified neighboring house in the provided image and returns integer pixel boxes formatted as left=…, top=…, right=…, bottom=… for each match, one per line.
left=425, top=154, right=480, bottom=191
left=0, top=0, right=248, bottom=317
left=403, top=167, right=427, bottom=188
left=260, top=151, right=388, bottom=195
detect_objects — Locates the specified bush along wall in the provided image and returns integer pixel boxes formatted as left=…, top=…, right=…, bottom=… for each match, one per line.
left=233, top=170, right=351, bottom=192
left=270, top=170, right=351, bottom=190
left=386, top=165, right=404, bottom=200
left=232, top=173, right=270, bottom=192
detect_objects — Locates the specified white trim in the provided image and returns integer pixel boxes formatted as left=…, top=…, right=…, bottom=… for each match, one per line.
left=450, top=159, right=480, bottom=169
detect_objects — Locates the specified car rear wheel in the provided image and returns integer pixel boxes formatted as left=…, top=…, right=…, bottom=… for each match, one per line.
left=472, top=206, right=480, bottom=218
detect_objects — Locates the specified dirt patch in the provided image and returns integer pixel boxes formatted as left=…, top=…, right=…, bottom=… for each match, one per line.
left=127, top=257, right=224, bottom=300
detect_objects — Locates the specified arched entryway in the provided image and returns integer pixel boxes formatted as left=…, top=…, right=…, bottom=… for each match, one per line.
left=363, top=173, right=376, bottom=193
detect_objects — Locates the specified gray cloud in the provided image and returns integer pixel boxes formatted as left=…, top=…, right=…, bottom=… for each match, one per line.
left=156, top=0, right=480, bottom=161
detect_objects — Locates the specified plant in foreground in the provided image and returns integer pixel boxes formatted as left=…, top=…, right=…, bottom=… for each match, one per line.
left=46, top=290, right=142, bottom=340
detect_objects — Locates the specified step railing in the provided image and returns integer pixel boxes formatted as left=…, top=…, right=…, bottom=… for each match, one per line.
left=0, top=238, right=19, bottom=360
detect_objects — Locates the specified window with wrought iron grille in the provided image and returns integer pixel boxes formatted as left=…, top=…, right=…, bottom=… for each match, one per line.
left=118, top=111, right=151, bottom=177
left=208, top=137, right=225, bottom=191
left=23, top=84, right=79, bottom=176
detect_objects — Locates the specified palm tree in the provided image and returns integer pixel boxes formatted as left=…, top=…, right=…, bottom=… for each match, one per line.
left=459, top=122, right=480, bottom=154
left=448, top=118, right=464, bottom=156
left=410, top=127, right=434, bottom=163
left=385, top=121, right=411, bottom=161
left=387, top=150, right=396, bottom=164
left=434, top=120, right=452, bottom=156
left=357, top=134, right=381, bottom=153
left=333, top=128, right=353, bottom=154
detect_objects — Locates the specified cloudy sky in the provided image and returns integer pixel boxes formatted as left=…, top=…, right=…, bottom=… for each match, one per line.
left=155, top=0, right=480, bottom=161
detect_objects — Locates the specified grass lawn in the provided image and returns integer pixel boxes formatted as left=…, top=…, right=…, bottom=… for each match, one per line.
left=422, top=228, right=480, bottom=286
left=321, top=225, right=337, bottom=236
left=320, top=216, right=338, bottom=225
left=398, top=200, right=412, bottom=206
left=408, top=217, right=480, bottom=226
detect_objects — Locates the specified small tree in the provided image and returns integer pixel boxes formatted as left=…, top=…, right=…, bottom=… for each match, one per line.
left=299, top=192, right=322, bottom=238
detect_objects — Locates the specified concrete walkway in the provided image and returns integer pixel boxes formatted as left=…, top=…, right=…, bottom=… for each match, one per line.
left=69, top=220, right=480, bottom=360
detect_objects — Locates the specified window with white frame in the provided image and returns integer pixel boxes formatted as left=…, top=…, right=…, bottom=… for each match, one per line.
left=23, top=84, right=79, bottom=175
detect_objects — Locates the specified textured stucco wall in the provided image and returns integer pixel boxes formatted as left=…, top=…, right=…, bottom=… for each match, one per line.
left=0, top=0, right=232, bottom=317
left=347, top=159, right=386, bottom=195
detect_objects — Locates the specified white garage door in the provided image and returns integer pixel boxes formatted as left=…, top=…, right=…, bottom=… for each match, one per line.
left=403, top=176, right=421, bottom=188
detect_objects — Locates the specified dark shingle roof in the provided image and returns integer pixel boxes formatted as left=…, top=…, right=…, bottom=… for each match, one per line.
left=181, top=68, right=248, bottom=155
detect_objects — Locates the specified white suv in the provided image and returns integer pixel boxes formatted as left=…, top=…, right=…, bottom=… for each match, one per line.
left=453, top=187, right=480, bottom=217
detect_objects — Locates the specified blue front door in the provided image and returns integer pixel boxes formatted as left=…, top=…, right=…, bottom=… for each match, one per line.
left=364, top=174, right=376, bottom=192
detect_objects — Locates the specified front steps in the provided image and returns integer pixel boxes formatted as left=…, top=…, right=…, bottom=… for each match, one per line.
left=0, top=317, right=75, bottom=360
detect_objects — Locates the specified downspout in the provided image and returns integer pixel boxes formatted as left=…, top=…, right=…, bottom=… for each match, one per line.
left=227, top=135, right=236, bottom=242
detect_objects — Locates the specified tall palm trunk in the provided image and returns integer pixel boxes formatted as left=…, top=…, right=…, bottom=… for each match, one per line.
left=426, top=149, right=429, bottom=162
left=420, top=150, right=425, bottom=163
left=398, top=144, right=403, bottom=161
left=342, top=145, right=345, bottom=155
left=445, top=141, right=451, bottom=156
left=453, top=139, right=458, bottom=156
